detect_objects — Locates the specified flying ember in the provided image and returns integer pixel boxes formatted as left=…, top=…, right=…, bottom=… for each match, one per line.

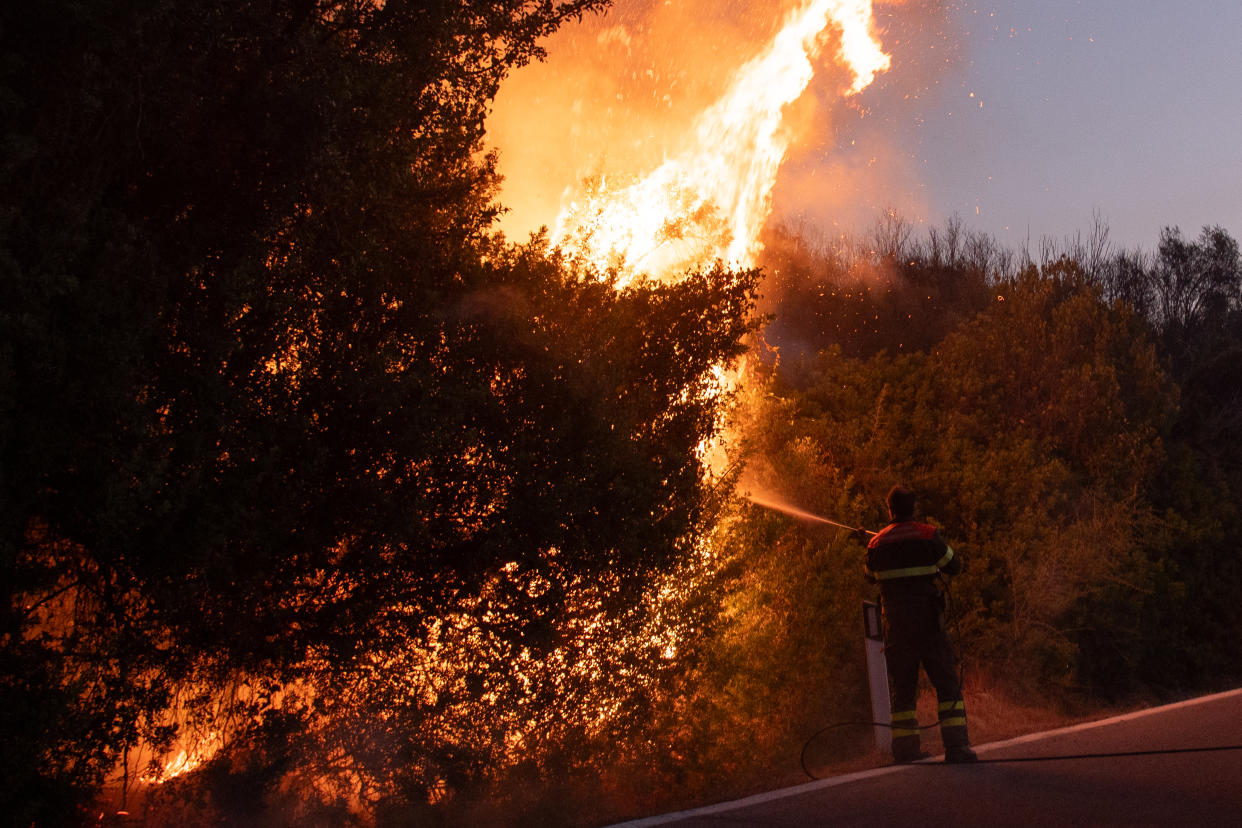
left=543, top=0, right=891, bottom=285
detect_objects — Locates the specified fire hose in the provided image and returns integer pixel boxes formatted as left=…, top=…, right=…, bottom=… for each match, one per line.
left=743, top=498, right=1242, bottom=777
left=799, top=572, right=966, bottom=780
left=740, top=495, right=965, bottom=775
left=798, top=571, right=1242, bottom=778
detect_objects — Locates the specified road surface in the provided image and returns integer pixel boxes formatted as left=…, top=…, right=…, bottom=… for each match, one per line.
left=611, top=688, right=1242, bottom=827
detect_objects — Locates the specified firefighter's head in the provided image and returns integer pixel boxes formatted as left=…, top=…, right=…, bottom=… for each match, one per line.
left=886, top=486, right=917, bottom=521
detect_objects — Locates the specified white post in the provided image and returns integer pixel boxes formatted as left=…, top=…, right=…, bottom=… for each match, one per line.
left=862, top=600, right=891, bottom=753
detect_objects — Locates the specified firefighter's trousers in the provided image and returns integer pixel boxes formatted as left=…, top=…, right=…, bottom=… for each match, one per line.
left=883, top=596, right=969, bottom=759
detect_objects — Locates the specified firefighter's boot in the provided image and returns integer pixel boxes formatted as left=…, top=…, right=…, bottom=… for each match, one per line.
left=890, top=709, right=925, bottom=763
left=945, top=746, right=978, bottom=763
left=938, top=699, right=976, bottom=763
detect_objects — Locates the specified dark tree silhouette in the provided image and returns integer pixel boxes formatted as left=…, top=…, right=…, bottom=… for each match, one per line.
left=1, top=1, right=761, bottom=822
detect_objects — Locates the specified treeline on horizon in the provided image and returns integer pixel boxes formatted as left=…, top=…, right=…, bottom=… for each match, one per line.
left=3, top=2, right=1242, bottom=827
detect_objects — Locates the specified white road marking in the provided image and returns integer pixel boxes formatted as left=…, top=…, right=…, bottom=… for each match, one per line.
left=606, top=687, right=1242, bottom=827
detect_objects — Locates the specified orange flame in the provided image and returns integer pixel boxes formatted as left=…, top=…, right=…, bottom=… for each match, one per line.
left=547, top=1, right=890, bottom=285
left=138, top=731, right=223, bottom=784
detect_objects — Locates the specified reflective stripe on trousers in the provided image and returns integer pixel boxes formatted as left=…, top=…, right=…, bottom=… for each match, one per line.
left=891, top=709, right=920, bottom=738
left=938, top=698, right=966, bottom=727
left=938, top=698, right=969, bottom=747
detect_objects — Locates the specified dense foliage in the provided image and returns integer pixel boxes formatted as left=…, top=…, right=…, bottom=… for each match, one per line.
left=1, top=1, right=762, bottom=824
left=691, top=222, right=1242, bottom=804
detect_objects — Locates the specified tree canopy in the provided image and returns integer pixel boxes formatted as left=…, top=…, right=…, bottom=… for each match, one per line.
left=2, top=1, right=762, bottom=823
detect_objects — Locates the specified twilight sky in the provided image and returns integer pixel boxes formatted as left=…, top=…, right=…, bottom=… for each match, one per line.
left=490, top=0, right=1242, bottom=257
left=781, top=0, right=1242, bottom=252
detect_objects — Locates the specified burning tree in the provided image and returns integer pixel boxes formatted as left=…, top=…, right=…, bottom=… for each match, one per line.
left=1, top=0, right=761, bottom=823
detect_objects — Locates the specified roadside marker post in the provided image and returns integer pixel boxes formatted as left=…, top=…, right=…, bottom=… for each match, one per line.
left=862, top=600, right=891, bottom=753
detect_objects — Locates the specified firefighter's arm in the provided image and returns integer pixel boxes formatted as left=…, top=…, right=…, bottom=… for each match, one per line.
left=863, top=548, right=878, bottom=584
left=933, top=531, right=963, bottom=577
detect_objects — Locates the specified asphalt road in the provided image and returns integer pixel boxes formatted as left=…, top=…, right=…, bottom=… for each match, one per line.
left=612, top=688, right=1242, bottom=827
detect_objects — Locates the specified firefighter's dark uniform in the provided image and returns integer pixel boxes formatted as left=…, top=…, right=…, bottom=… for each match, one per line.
left=865, top=520, right=971, bottom=761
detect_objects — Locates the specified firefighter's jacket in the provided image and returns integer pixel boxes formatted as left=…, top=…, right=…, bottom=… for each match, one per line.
left=864, top=520, right=961, bottom=604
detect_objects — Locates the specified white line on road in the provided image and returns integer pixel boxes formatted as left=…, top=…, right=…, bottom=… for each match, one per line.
left=606, top=687, right=1242, bottom=827
left=974, top=686, right=1242, bottom=755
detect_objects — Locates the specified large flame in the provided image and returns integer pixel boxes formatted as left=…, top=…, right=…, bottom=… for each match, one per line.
left=546, top=0, right=890, bottom=285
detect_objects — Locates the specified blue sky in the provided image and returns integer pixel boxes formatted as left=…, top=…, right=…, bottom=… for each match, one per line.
left=787, top=0, right=1242, bottom=251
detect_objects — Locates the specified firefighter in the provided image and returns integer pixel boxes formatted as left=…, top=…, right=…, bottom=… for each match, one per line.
left=863, top=486, right=977, bottom=764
